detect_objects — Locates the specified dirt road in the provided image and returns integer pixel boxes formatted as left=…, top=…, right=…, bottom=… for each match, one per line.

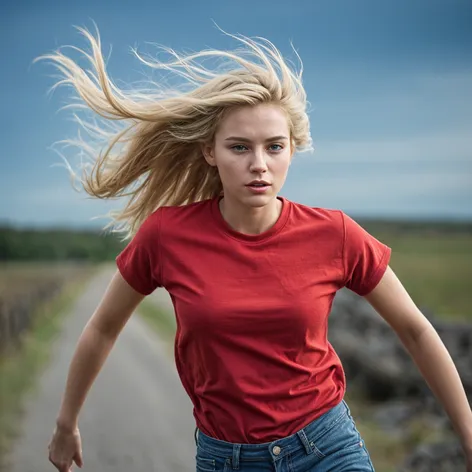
left=7, top=267, right=196, bottom=472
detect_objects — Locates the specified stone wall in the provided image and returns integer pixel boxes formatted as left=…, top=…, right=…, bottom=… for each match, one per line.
left=329, top=289, right=471, bottom=471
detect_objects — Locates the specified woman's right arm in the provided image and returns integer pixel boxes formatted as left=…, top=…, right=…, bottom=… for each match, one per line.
left=49, top=269, right=146, bottom=471
left=55, top=269, right=146, bottom=432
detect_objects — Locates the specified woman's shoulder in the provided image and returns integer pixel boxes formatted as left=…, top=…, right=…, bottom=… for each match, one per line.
left=143, top=198, right=212, bottom=222
left=288, top=198, right=345, bottom=226
left=158, top=197, right=213, bottom=222
left=130, top=198, right=213, bottom=246
left=136, top=198, right=214, bottom=240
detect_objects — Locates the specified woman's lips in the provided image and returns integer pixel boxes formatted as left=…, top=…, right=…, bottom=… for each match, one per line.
left=246, top=184, right=271, bottom=194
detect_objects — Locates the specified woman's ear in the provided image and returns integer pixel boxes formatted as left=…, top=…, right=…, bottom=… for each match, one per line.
left=201, top=143, right=216, bottom=167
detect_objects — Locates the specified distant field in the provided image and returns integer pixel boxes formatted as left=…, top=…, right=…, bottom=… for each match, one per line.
left=0, top=262, right=92, bottom=301
left=369, top=231, right=472, bottom=320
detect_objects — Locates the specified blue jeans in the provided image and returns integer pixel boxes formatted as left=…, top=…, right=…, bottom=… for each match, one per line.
left=194, top=400, right=375, bottom=471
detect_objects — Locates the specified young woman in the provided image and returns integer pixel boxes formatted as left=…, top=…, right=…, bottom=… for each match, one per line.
left=41, top=26, right=472, bottom=472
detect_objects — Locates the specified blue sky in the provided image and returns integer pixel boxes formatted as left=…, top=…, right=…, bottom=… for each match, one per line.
left=1, top=0, right=471, bottom=228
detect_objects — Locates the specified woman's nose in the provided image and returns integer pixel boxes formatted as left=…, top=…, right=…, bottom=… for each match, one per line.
left=249, top=150, right=268, bottom=173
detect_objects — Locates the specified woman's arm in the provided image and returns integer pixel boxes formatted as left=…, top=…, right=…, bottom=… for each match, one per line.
left=364, top=266, right=472, bottom=458
left=55, top=270, right=145, bottom=432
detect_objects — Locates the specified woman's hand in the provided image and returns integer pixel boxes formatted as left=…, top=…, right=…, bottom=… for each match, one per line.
left=48, top=424, right=83, bottom=471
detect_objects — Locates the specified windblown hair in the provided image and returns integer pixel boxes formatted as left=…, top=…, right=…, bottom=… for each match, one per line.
left=36, top=24, right=313, bottom=239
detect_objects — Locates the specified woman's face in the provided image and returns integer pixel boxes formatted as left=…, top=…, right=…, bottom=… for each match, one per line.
left=203, top=103, right=293, bottom=208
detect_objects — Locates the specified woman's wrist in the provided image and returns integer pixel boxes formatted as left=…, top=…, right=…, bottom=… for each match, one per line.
left=55, top=415, right=78, bottom=433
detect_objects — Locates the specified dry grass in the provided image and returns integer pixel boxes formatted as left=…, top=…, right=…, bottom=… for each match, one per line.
left=0, top=263, right=96, bottom=471
left=373, top=232, right=472, bottom=319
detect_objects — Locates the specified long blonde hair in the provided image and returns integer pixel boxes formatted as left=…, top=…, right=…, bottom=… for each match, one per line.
left=36, top=24, right=313, bottom=239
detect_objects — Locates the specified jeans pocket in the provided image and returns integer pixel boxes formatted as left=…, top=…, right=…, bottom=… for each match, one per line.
left=196, top=456, right=216, bottom=472
left=309, top=413, right=365, bottom=459
left=196, top=447, right=231, bottom=472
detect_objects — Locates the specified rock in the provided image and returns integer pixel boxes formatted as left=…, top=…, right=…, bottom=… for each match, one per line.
left=373, top=400, right=419, bottom=434
left=328, top=289, right=472, bottom=401
left=401, top=441, right=465, bottom=472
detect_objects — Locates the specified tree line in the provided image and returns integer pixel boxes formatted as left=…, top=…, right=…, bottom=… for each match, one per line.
left=0, top=226, right=126, bottom=261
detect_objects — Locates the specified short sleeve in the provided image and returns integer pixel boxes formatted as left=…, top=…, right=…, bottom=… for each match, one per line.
left=341, top=212, right=391, bottom=296
left=115, top=209, right=163, bottom=295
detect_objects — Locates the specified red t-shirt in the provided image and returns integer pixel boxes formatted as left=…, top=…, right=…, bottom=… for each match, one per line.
left=116, top=195, right=391, bottom=443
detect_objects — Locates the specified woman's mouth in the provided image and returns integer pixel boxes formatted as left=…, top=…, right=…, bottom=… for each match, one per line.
left=246, top=182, right=271, bottom=193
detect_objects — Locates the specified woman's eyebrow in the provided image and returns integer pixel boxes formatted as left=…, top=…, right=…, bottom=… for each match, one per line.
left=224, top=135, right=289, bottom=142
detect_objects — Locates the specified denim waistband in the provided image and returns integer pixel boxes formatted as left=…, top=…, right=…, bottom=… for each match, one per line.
left=195, top=399, right=349, bottom=465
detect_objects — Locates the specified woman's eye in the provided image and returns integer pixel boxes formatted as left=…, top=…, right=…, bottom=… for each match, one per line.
left=231, top=145, right=248, bottom=152
left=230, top=144, right=283, bottom=153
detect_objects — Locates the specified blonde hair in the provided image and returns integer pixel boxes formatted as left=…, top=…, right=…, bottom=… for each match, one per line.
left=36, top=24, right=313, bottom=239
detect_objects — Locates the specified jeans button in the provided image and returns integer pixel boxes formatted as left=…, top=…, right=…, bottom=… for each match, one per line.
left=272, top=446, right=281, bottom=455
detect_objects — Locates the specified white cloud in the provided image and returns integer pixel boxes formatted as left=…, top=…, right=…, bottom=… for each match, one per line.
left=300, top=130, right=472, bottom=164
left=305, top=69, right=472, bottom=146
left=285, top=139, right=472, bottom=218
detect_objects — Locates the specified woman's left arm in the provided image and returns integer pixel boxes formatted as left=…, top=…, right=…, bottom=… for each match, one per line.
left=364, top=265, right=472, bottom=463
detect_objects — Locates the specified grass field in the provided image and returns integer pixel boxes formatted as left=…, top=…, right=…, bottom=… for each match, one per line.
left=0, top=262, right=92, bottom=300
left=372, top=231, right=472, bottom=320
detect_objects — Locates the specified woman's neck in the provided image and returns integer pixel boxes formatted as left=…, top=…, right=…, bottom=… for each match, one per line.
left=218, top=196, right=282, bottom=236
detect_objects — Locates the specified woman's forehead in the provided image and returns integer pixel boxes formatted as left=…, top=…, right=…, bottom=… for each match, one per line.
left=217, top=104, right=290, bottom=138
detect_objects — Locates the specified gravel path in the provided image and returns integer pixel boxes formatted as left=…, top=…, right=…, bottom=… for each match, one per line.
left=7, top=266, right=196, bottom=472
